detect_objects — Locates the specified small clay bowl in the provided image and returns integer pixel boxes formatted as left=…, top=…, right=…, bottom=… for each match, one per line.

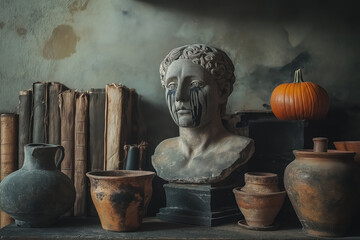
left=242, top=172, right=280, bottom=193
left=233, top=187, right=286, bottom=228
left=86, top=170, right=155, bottom=232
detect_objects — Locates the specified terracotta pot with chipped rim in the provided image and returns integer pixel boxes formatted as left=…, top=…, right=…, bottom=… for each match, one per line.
left=333, top=141, right=360, bottom=162
left=284, top=137, right=360, bottom=237
left=86, top=170, right=156, bottom=232
left=233, top=172, right=286, bottom=228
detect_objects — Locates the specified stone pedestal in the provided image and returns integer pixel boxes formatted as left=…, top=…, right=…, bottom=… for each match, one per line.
left=156, top=165, right=247, bottom=227
left=157, top=183, right=242, bottom=226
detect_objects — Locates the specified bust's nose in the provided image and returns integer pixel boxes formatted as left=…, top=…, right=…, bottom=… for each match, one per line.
left=175, top=81, right=188, bottom=102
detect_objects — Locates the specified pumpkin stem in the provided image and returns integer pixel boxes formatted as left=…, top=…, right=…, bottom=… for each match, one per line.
left=294, top=69, right=304, bottom=83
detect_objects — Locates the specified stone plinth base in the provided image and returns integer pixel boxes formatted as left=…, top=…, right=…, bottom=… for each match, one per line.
left=157, top=183, right=242, bottom=227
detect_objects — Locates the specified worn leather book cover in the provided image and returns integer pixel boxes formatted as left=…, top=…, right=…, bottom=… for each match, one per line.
left=128, top=89, right=146, bottom=145
left=32, top=82, right=48, bottom=143
left=104, top=84, right=130, bottom=170
left=88, top=88, right=105, bottom=171
left=88, top=88, right=105, bottom=216
left=0, top=114, right=18, bottom=227
left=127, top=89, right=137, bottom=145
left=74, top=92, right=88, bottom=217
left=18, top=90, right=32, bottom=168
left=59, top=90, right=75, bottom=183
left=48, top=82, right=67, bottom=146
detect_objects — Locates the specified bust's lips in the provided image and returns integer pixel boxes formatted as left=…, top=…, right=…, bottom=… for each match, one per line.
left=176, top=109, right=191, bottom=114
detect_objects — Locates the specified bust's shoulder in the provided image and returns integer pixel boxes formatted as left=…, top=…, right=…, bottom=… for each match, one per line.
left=217, top=133, right=254, bottom=152
left=224, top=134, right=253, bottom=143
left=154, top=137, right=179, bottom=153
left=152, top=137, right=182, bottom=170
left=152, top=133, right=255, bottom=184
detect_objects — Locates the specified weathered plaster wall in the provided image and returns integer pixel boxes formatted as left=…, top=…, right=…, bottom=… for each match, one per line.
left=1, top=0, right=360, bottom=142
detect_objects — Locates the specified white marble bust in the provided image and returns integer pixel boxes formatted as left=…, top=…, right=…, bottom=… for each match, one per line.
left=152, top=44, right=254, bottom=184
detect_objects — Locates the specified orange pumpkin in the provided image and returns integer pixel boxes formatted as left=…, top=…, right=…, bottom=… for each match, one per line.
left=270, top=69, right=329, bottom=120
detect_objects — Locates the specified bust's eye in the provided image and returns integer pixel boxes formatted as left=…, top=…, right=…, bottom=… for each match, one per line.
left=167, top=82, right=177, bottom=90
left=190, top=80, right=204, bottom=88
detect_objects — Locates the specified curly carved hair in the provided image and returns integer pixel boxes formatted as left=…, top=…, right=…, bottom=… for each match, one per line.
left=160, top=44, right=235, bottom=89
left=159, top=44, right=236, bottom=116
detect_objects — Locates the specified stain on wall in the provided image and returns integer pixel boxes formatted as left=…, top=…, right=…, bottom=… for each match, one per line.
left=1, top=0, right=360, bottom=142
left=42, top=25, right=79, bottom=60
left=16, top=27, right=27, bottom=36
left=242, top=52, right=311, bottom=105
left=68, top=0, right=89, bottom=15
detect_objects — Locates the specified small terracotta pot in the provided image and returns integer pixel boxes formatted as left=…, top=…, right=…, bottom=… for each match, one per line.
left=241, top=172, right=280, bottom=193
left=86, top=170, right=155, bottom=232
left=233, top=187, right=286, bottom=227
left=334, top=141, right=360, bottom=162
left=233, top=172, right=286, bottom=228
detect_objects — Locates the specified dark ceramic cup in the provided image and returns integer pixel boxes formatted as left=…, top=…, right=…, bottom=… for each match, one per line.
left=0, top=143, right=75, bottom=227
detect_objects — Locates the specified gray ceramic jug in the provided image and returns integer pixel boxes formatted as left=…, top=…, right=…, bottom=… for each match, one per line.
left=0, top=143, right=76, bottom=227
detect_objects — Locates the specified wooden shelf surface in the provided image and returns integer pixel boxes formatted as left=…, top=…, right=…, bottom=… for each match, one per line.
left=1, top=217, right=359, bottom=239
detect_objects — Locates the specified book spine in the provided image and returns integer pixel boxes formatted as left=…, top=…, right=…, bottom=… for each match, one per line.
left=128, top=89, right=146, bottom=144
left=18, top=90, right=32, bottom=168
left=48, top=82, right=67, bottom=145
left=88, top=89, right=105, bottom=171
left=88, top=88, right=105, bottom=216
left=0, top=114, right=18, bottom=227
left=74, top=92, right=88, bottom=217
left=32, top=82, right=48, bottom=143
left=121, top=89, right=147, bottom=170
left=59, top=90, right=75, bottom=183
left=127, top=89, right=136, bottom=144
left=104, top=84, right=130, bottom=170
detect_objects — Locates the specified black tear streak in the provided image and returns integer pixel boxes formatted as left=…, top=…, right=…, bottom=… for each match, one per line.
left=200, top=88, right=207, bottom=115
left=190, top=87, right=203, bottom=126
left=167, top=89, right=178, bottom=124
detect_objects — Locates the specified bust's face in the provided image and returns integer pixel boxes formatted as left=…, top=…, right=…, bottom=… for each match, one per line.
left=164, top=59, right=223, bottom=128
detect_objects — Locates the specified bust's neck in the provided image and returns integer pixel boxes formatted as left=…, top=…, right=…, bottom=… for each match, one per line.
left=178, top=116, right=228, bottom=158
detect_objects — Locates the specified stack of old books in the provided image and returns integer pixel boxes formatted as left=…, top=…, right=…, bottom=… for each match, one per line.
left=0, top=82, right=147, bottom=227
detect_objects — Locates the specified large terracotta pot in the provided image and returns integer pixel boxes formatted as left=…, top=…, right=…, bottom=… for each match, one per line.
left=233, top=172, right=286, bottom=228
left=284, top=137, right=359, bottom=237
left=0, top=144, right=75, bottom=227
left=86, top=170, right=155, bottom=232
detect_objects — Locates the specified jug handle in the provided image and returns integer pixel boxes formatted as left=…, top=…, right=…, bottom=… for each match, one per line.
left=55, top=146, right=65, bottom=169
